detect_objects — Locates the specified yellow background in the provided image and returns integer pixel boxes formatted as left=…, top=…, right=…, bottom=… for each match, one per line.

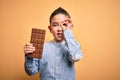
left=0, top=0, right=120, bottom=80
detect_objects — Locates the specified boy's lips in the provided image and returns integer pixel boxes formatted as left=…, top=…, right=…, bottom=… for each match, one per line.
left=57, top=33, right=63, bottom=36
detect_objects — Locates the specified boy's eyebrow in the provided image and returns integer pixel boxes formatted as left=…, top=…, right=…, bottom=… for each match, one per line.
left=52, top=22, right=58, bottom=23
left=51, top=20, right=66, bottom=24
left=51, top=22, right=58, bottom=25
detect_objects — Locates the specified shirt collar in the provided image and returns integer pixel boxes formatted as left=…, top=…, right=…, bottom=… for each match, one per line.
left=52, top=40, right=66, bottom=46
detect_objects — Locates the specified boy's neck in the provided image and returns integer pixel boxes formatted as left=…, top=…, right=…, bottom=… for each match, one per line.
left=53, top=39, right=65, bottom=45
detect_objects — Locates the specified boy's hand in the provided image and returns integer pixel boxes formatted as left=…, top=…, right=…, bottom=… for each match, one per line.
left=60, top=19, right=73, bottom=31
left=24, top=43, right=35, bottom=55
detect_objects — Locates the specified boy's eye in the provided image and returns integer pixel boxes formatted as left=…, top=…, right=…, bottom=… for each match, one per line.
left=63, top=23, right=67, bottom=26
left=52, top=23, right=58, bottom=27
left=52, top=24, right=57, bottom=26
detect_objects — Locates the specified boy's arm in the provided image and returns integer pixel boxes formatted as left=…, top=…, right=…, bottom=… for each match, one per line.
left=64, top=29, right=83, bottom=62
left=24, top=56, right=39, bottom=76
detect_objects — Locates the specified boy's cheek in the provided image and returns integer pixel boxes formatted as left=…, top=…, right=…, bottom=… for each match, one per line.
left=52, top=31, right=57, bottom=36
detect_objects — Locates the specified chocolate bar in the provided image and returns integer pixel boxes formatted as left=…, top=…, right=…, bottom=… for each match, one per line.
left=27, top=28, right=46, bottom=59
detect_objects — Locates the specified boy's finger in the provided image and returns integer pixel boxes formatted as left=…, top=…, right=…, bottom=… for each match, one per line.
left=60, top=23, right=66, bottom=31
left=25, top=43, right=33, bottom=46
left=26, top=47, right=35, bottom=50
left=25, top=50, right=34, bottom=54
left=66, top=19, right=74, bottom=28
left=24, top=47, right=35, bottom=54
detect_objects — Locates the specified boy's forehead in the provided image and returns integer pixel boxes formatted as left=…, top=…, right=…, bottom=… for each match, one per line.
left=51, top=14, right=69, bottom=23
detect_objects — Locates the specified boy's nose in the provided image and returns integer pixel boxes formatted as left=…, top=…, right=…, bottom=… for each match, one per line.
left=58, top=25, right=62, bottom=31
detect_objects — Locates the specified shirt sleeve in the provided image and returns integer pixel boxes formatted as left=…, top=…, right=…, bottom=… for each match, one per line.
left=24, top=56, right=39, bottom=76
left=64, top=29, right=83, bottom=62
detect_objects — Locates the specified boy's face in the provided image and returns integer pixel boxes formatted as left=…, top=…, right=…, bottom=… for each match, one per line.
left=48, top=14, right=71, bottom=42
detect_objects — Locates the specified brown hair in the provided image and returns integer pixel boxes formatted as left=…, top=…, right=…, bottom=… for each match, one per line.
left=49, top=7, right=71, bottom=24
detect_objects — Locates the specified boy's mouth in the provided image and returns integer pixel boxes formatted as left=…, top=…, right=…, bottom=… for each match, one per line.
left=57, top=33, right=63, bottom=36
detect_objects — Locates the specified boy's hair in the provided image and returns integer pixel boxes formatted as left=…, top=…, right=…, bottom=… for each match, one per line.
left=49, top=7, right=71, bottom=24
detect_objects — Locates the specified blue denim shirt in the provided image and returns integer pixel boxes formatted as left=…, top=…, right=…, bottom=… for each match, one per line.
left=25, top=29, right=83, bottom=80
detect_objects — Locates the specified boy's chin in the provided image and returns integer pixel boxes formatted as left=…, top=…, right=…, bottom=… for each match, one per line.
left=54, top=38, right=64, bottom=42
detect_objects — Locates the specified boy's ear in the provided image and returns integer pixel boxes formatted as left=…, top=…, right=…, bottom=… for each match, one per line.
left=48, top=25, right=52, bottom=33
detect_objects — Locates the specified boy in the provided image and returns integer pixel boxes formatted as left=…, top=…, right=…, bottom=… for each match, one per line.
left=24, top=7, right=83, bottom=80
